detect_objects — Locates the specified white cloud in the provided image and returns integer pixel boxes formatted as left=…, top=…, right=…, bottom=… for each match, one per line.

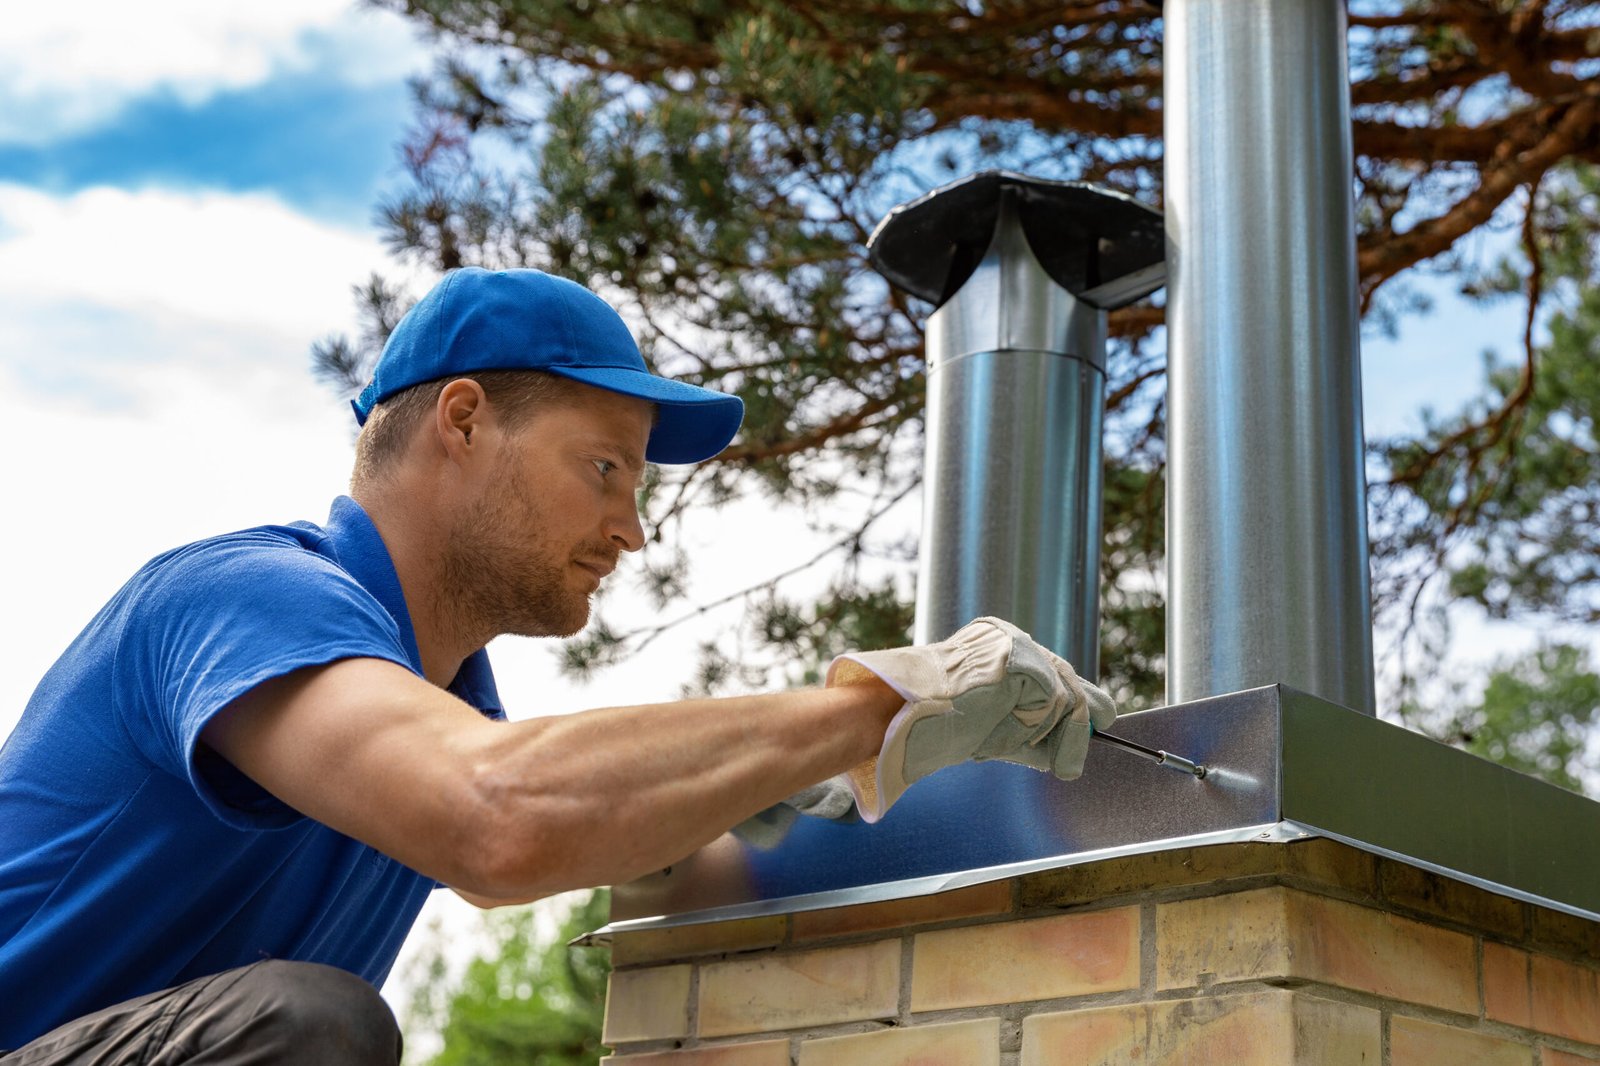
left=0, top=1, right=427, bottom=145
left=0, top=182, right=393, bottom=734
left=0, top=183, right=408, bottom=350
left=0, top=350, right=358, bottom=730
left=0, top=189, right=414, bottom=718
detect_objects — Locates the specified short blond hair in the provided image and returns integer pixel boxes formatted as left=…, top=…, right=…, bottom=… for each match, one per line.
left=351, top=370, right=590, bottom=486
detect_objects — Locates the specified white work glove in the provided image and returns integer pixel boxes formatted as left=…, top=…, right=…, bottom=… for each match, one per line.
left=731, top=777, right=857, bottom=849
left=827, top=617, right=1116, bottom=823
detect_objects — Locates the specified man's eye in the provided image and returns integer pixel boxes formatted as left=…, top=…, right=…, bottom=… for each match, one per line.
left=592, top=459, right=616, bottom=477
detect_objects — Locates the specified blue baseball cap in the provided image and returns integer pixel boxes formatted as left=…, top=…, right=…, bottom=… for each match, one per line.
left=352, top=267, right=744, bottom=465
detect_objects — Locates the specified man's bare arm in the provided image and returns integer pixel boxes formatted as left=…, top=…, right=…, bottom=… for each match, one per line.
left=202, top=657, right=901, bottom=902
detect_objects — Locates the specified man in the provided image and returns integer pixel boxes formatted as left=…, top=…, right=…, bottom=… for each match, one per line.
left=0, top=268, right=1114, bottom=1061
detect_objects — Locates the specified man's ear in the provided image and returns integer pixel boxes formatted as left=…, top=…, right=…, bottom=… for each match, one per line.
left=435, top=378, right=491, bottom=462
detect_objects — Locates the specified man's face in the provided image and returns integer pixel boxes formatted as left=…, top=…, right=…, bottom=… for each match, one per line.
left=445, top=384, right=651, bottom=639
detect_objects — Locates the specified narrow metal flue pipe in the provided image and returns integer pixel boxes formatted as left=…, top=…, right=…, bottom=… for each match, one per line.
left=1163, top=0, right=1377, bottom=713
left=916, top=195, right=1106, bottom=672
left=869, top=172, right=1165, bottom=677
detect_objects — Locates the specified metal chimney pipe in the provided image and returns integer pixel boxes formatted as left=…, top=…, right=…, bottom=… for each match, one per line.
left=1163, top=0, right=1377, bottom=713
left=869, top=172, right=1165, bottom=676
left=916, top=196, right=1105, bottom=672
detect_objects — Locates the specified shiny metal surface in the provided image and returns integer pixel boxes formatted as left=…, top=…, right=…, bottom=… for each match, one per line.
left=590, top=824, right=1299, bottom=943
left=867, top=173, right=1165, bottom=668
left=924, top=194, right=1107, bottom=368
left=879, top=177, right=1152, bottom=673
left=915, top=202, right=1106, bottom=667
left=600, top=686, right=1600, bottom=936
left=610, top=688, right=1285, bottom=926
left=1278, top=688, right=1600, bottom=921
left=916, top=346, right=1104, bottom=667
left=1163, top=0, right=1376, bottom=712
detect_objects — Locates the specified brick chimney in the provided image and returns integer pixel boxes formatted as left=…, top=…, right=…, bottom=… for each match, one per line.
left=597, top=840, right=1600, bottom=1065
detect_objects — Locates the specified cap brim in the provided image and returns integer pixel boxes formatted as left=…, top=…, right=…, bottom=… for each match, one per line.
left=546, top=366, right=745, bottom=465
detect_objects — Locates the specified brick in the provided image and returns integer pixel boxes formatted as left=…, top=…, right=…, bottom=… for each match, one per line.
left=910, top=907, right=1139, bottom=1011
left=1544, top=1051, right=1600, bottom=1066
left=698, top=940, right=899, bottom=1037
left=1158, top=888, right=1293, bottom=989
left=1021, top=989, right=1379, bottom=1065
left=1018, top=839, right=1375, bottom=910
left=798, top=1018, right=1000, bottom=1066
left=1300, top=895, right=1477, bottom=1014
left=1485, top=942, right=1533, bottom=1029
left=602, top=1040, right=790, bottom=1066
left=1379, top=860, right=1525, bottom=940
left=1019, top=845, right=1259, bottom=908
left=1285, top=839, right=1381, bottom=897
left=1529, top=905, right=1600, bottom=960
left=1156, top=886, right=1477, bottom=1014
left=612, top=917, right=788, bottom=965
left=1284, top=995, right=1382, bottom=1063
left=1024, top=1000, right=1142, bottom=1065
left=1389, top=1016, right=1533, bottom=1066
left=1530, top=953, right=1600, bottom=1044
left=792, top=882, right=1011, bottom=941
left=604, top=965, right=692, bottom=1044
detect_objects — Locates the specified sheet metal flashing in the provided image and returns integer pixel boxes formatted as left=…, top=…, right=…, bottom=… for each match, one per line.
left=594, top=687, right=1600, bottom=942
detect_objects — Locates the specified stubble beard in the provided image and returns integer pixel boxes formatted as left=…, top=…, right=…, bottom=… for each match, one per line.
left=442, top=460, right=594, bottom=642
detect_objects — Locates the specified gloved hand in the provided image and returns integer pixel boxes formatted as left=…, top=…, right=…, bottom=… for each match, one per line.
left=731, top=775, right=858, bottom=849
left=827, top=617, right=1116, bottom=823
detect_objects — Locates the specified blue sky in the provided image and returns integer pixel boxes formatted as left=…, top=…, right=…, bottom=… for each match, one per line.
left=0, top=4, right=424, bottom=211
left=0, top=74, right=411, bottom=224
left=0, top=4, right=427, bottom=414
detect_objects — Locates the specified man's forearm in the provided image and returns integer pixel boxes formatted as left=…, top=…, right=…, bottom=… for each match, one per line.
left=462, top=681, right=903, bottom=898
left=205, top=657, right=901, bottom=903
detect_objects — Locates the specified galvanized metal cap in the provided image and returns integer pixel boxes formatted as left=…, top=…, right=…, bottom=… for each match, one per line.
left=867, top=170, right=1165, bottom=311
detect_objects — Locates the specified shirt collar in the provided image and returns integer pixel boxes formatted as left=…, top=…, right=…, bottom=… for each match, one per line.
left=320, top=495, right=504, bottom=719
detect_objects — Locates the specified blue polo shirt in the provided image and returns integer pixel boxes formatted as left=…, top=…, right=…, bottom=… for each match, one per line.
left=0, top=497, right=503, bottom=1048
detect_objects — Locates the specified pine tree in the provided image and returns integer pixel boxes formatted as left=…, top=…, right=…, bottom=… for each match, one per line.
left=1407, top=644, right=1600, bottom=795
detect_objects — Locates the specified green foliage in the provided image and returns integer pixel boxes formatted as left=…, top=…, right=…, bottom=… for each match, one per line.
left=406, top=892, right=612, bottom=1065
left=1406, top=644, right=1600, bottom=795
left=752, top=578, right=916, bottom=690
left=1369, top=167, right=1600, bottom=697
left=1098, top=435, right=1166, bottom=712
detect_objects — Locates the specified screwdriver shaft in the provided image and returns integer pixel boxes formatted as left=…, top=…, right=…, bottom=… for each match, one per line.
left=1092, top=730, right=1208, bottom=779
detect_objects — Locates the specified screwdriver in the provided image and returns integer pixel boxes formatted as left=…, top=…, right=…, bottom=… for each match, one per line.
left=1092, top=730, right=1208, bottom=779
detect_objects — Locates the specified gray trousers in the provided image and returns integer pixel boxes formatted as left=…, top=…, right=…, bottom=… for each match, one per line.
left=3, top=961, right=403, bottom=1065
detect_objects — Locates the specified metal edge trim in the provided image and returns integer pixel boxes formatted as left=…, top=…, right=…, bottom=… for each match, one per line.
left=1280, top=819, right=1600, bottom=925
left=577, top=822, right=1298, bottom=946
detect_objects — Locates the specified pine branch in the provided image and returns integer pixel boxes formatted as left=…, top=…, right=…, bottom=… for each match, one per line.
left=605, top=477, right=920, bottom=657
left=1357, top=90, right=1600, bottom=305
left=714, top=390, right=906, bottom=464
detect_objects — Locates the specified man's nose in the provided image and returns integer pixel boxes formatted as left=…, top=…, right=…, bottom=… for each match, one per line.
left=606, top=497, right=646, bottom=553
